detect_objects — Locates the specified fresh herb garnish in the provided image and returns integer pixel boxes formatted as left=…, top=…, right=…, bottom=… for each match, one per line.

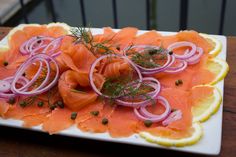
left=70, top=27, right=115, bottom=55
left=101, top=75, right=155, bottom=104
left=130, top=47, right=167, bottom=68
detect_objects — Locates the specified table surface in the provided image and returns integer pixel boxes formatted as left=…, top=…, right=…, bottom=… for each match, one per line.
left=0, top=27, right=235, bottom=157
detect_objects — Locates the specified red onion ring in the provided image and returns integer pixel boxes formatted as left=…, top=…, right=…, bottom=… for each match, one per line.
left=0, top=80, right=11, bottom=93
left=167, top=41, right=197, bottom=59
left=164, top=60, right=187, bottom=73
left=20, top=36, right=54, bottom=55
left=11, top=54, right=59, bottom=96
left=186, top=47, right=203, bottom=65
left=89, top=54, right=143, bottom=99
left=41, top=37, right=63, bottom=55
left=0, top=76, right=29, bottom=99
left=134, top=96, right=171, bottom=122
left=123, top=45, right=173, bottom=73
left=162, top=109, right=182, bottom=126
left=141, top=55, right=176, bottom=75
left=115, top=77, right=161, bottom=108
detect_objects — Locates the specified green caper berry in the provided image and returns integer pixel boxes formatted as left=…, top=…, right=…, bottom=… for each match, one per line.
left=3, top=61, right=8, bottom=66
left=90, top=111, right=99, bottom=116
left=144, top=120, right=153, bottom=127
left=175, top=79, right=183, bottom=86
left=19, top=101, right=27, bottom=107
left=71, top=112, right=77, bottom=120
left=57, top=101, right=64, bottom=108
left=50, top=104, right=57, bottom=110
left=8, top=97, right=16, bottom=104
left=102, top=118, right=109, bottom=125
left=37, top=101, right=44, bottom=107
left=171, top=109, right=177, bottom=112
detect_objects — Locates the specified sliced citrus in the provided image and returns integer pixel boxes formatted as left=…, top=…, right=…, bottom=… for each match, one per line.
left=206, top=58, right=229, bottom=85
left=200, top=33, right=222, bottom=57
left=191, top=85, right=222, bottom=122
left=139, top=123, right=203, bottom=147
left=8, top=22, right=71, bottom=43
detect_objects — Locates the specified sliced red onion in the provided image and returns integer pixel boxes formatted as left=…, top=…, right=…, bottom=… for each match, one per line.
left=0, top=76, right=29, bottom=99
left=0, top=80, right=11, bottom=93
left=51, top=51, right=62, bottom=58
left=167, top=41, right=197, bottom=59
left=11, top=54, right=59, bottom=96
left=20, top=36, right=54, bottom=55
left=18, top=61, right=43, bottom=91
left=89, top=54, right=143, bottom=99
left=164, top=60, right=187, bottom=73
left=186, top=47, right=203, bottom=65
left=41, top=37, right=63, bottom=55
left=162, top=109, right=182, bottom=126
left=141, top=55, right=176, bottom=75
left=134, top=96, right=171, bottom=122
left=115, top=77, right=161, bottom=108
left=123, top=45, right=174, bottom=73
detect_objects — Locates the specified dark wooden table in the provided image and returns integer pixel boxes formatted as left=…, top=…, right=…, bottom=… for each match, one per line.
left=0, top=28, right=235, bottom=157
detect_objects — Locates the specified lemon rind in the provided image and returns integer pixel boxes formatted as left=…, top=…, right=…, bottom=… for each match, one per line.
left=139, top=123, right=203, bottom=147
left=200, top=33, right=222, bottom=57
left=192, top=85, right=222, bottom=122
left=208, top=58, right=229, bottom=85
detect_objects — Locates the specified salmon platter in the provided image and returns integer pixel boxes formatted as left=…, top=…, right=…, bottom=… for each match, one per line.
left=0, top=23, right=229, bottom=155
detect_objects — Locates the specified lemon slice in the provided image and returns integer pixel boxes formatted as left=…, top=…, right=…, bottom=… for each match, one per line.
left=191, top=85, right=222, bottom=122
left=200, top=33, right=222, bottom=57
left=206, top=58, right=229, bottom=85
left=139, top=123, right=203, bottom=147
left=8, top=22, right=71, bottom=43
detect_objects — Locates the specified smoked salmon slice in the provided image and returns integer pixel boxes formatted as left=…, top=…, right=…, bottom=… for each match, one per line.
left=108, top=106, right=138, bottom=137
left=58, top=70, right=97, bottom=111
left=42, top=108, right=74, bottom=134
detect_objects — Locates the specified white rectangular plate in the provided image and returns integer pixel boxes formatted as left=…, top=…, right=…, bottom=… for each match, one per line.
left=0, top=28, right=226, bottom=155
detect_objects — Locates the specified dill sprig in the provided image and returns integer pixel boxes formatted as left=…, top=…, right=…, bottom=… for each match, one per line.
left=70, top=27, right=114, bottom=55
left=101, top=75, right=156, bottom=104
left=129, top=47, right=168, bottom=68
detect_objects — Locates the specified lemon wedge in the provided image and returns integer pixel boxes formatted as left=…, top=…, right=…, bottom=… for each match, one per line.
left=205, top=58, right=229, bottom=85
left=139, top=123, right=203, bottom=147
left=191, top=85, right=222, bottom=122
left=200, top=33, right=222, bottom=57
